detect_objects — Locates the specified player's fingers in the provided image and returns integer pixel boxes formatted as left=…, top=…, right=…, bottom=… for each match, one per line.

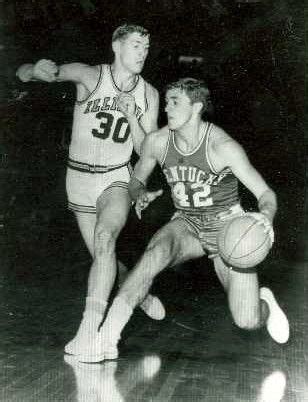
left=35, top=62, right=58, bottom=81
left=136, top=207, right=142, bottom=220
left=148, top=189, right=163, bottom=202
left=135, top=203, right=144, bottom=219
left=154, top=189, right=163, bottom=197
left=118, top=92, right=134, bottom=100
left=38, top=59, right=57, bottom=71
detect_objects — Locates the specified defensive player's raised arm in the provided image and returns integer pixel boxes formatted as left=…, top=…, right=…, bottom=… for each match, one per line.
left=139, top=83, right=159, bottom=133
left=128, top=132, right=159, bottom=200
left=125, top=83, right=159, bottom=156
left=216, top=137, right=277, bottom=223
left=16, top=59, right=95, bottom=85
left=17, top=59, right=58, bottom=83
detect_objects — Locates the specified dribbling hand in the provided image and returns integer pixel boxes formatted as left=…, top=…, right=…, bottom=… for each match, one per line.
left=135, top=189, right=163, bottom=219
left=33, top=59, right=59, bottom=82
left=245, top=212, right=274, bottom=245
left=117, top=93, right=136, bottom=119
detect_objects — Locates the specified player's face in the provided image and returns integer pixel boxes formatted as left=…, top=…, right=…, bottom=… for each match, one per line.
left=165, top=88, right=194, bottom=130
left=118, top=33, right=150, bottom=74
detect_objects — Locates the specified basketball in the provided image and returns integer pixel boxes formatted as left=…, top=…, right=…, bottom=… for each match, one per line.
left=217, top=214, right=272, bottom=270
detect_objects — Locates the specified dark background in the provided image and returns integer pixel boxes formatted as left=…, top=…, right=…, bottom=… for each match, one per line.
left=0, top=0, right=305, bottom=286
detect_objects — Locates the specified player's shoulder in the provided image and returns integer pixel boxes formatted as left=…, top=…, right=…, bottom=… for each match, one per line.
left=209, top=122, right=237, bottom=149
left=208, top=122, right=245, bottom=161
left=79, top=63, right=101, bottom=77
left=143, top=79, right=159, bottom=99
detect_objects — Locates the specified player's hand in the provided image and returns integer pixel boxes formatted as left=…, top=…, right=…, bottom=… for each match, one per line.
left=117, top=93, right=136, bottom=119
left=135, top=189, right=163, bottom=219
left=33, top=59, right=58, bottom=82
left=245, top=212, right=274, bottom=245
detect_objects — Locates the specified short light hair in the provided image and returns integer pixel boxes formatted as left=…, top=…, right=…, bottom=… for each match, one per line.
left=166, top=78, right=213, bottom=114
left=112, top=24, right=150, bottom=42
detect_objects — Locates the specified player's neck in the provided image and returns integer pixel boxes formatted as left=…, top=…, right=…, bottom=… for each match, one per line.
left=174, top=120, right=204, bottom=153
left=111, top=63, right=137, bottom=91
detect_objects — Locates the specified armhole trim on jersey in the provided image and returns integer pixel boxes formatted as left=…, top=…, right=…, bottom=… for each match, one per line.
left=205, top=123, right=220, bottom=175
left=75, top=64, right=104, bottom=105
left=160, top=131, right=172, bottom=166
left=144, top=81, right=149, bottom=113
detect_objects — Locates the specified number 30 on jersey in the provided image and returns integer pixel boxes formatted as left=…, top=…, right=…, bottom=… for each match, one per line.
left=92, top=111, right=130, bottom=143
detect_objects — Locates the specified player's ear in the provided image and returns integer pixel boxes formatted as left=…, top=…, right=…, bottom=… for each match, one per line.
left=112, top=40, right=120, bottom=54
left=193, top=101, right=203, bottom=115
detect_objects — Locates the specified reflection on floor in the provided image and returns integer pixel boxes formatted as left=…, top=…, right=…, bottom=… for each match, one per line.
left=0, top=206, right=307, bottom=402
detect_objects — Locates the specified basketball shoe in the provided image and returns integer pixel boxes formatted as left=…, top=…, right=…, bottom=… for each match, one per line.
left=260, top=287, right=289, bottom=344
left=78, top=335, right=118, bottom=363
left=140, top=294, right=166, bottom=320
left=77, top=296, right=133, bottom=363
left=65, top=293, right=164, bottom=357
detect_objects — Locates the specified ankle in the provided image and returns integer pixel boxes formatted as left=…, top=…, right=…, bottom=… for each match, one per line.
left=84, top=296, right=107, bottom=316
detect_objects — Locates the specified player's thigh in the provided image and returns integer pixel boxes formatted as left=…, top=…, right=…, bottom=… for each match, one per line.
left=148, top=217, right=205, bottom=266
left=75, top=211, right=97, bottom=257
left=95, top=186, right=131, bottom=235
left=214, top=256, right=260, bottom=327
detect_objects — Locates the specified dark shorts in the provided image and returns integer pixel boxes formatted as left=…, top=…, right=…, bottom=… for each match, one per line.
left=172, top=204, right=245, bottom=258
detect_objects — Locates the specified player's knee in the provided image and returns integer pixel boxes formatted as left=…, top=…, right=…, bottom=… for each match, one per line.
left=145, top=235, right=176, bottom=265
left=94, top=228, right=117, bottom=256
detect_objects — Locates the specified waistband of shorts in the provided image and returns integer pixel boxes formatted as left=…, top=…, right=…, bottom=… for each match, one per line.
left=178, top=204, right=243, bottom=221
left=67, top=158, right=130, bottom=174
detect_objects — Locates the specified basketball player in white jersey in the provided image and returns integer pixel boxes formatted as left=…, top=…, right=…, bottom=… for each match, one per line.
left=16, top=24, right=165, bottom=357
left=78, top=78, right=289, bottom=363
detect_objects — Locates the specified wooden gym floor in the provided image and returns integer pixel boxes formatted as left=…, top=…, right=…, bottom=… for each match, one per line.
left=0, top=183, right=306, bottom=402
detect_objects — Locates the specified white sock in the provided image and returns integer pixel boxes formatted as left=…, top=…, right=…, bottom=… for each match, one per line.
left=84, top=296, right=106, bottom=317
left=76, top=297, right=107, bottom=336
left=101, top=296, right=133, bottom=343
left=65, top=297, right=108, bottom=354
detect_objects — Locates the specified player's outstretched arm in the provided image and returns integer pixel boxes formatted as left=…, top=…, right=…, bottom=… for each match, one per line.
left=16, top=59, right=94, bottom=85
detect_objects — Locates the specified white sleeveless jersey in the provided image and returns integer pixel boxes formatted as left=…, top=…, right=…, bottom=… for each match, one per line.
left=69, top=64, right=149, bottom=169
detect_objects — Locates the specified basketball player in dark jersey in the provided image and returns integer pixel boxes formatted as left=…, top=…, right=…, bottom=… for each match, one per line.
left=76, top=78, right=289, bottom=363
left=15, top=24, right=165, bottom=358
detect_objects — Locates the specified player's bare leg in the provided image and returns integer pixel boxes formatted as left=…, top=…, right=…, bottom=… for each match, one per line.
left=74, top=212, right=163, bottom=319
left=75, top=211, right=96, bottom=257
left=89, top=187, right=131, bottom=300
left=78, top=218, right=205, bottom=362
left=65, top=186, right=130, bottom=356
left=117, top=261, right=165, bottom=321
left=65, top=187, right=165, bottom=356
left=214, top=256, right=289, bottom=343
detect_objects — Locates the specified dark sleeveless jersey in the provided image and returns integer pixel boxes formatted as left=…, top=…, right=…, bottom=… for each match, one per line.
left=161, top=122, right=239, bottom=213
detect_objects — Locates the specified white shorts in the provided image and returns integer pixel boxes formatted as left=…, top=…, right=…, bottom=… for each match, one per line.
left=66, top=165, right=131, bottom=214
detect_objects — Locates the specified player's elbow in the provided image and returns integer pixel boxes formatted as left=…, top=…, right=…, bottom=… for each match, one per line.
left=259, top=187, right=277, bottom=205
